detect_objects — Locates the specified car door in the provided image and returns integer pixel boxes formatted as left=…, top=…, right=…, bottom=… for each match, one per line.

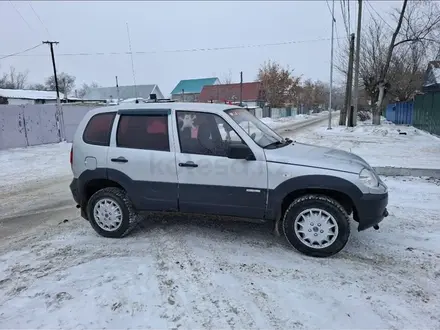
left=173, top=109, right=268, bottom=219
left=107, top=108, right=179, bottom=212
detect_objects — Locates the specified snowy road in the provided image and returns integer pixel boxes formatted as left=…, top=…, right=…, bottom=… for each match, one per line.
left=0, top=175, right=74, bottom=239
left=0, top=176, right=439, bottom=329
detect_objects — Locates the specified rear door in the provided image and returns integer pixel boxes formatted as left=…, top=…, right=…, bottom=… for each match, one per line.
left=107, top=108, right=179, bottom=211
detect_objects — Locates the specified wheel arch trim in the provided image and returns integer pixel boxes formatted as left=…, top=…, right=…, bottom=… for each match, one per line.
left=266, top=175, right=363, bottom=221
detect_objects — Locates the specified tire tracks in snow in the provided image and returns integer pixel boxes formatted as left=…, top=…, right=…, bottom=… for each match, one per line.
left=144, top=224, right=258, bottom=329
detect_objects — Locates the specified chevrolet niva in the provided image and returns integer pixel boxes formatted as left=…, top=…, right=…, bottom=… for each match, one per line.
left=69, top=102, right=388, bottom=257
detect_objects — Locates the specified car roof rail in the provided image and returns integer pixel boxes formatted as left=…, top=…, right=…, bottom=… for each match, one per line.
left=146, top=98, right=176, bottom=103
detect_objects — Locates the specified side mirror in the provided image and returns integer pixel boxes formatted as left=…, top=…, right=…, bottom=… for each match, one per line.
left=227, top=143, right=255, bottom=160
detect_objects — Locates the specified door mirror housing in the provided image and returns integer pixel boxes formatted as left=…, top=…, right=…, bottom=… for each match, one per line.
left=227, top=143, right=256, bottom=160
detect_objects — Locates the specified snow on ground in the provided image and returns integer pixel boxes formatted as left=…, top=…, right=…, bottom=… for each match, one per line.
left=0, top=176, right=439, bottom=329
left=289, top=119, right=440, bottom=169
left=260, top=112, right=327, bottom=130
left=0, top=142, right=72, bottom=192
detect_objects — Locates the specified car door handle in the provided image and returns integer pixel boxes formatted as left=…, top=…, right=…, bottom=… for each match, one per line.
left=179, top=161, right=198, bottom=168
left=111, top=157, right=128, bottom=163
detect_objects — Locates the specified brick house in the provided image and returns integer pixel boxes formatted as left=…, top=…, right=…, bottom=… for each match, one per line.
left=198, top=81, right=266, bottom=107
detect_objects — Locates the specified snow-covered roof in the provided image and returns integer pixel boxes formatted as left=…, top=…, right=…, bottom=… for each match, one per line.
left=0, top=88, right=65, bottom=100
left=84, top=84, right=163, bottom=100
left=423, top=61, right=440, bottom=87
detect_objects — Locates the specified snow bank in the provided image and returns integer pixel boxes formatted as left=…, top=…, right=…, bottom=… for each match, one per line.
left=288, top=119, right=440, bottom=169
left=260, top=112, right=327, bottom=130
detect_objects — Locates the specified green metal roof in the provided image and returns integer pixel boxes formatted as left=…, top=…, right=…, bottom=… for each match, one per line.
left=171, top=77, right=218, bottom=95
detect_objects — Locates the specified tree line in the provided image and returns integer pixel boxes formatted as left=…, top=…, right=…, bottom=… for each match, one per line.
left=257, top=61, right=346, bottom=112
left=0, top=66, right=99, bottom=99
left=1, top=61, right=340, bottom=111
left=258, top=1, right=440, bottom=125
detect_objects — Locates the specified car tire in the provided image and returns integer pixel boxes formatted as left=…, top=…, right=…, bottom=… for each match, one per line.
left=282, top=194, right=350, bottom=257
left=87, top=187, right=139, bottom=238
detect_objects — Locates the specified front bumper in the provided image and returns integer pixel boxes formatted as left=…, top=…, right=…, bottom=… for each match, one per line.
left=355, top=192, right=389, bottom=231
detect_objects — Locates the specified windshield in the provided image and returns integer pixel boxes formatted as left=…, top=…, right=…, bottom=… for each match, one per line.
left=225, top=108, right=284, bottom=148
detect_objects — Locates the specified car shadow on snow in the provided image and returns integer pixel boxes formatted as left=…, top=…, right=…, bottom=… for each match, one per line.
left=134, top=211, right=282, bottom=247
left=129, top=211, right=389, bottom=261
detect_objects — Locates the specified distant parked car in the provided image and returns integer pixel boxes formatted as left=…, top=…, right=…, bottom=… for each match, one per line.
left=69, top=102, right=388, bottom=257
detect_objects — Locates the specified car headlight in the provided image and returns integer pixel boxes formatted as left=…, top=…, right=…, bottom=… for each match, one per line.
left=359, top=168, right=379, bottom=188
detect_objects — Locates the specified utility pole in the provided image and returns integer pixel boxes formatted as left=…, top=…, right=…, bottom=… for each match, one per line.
left=63, top=77, right=67, bottom=101
left=43, top=40, right=64, bottom=141
left=327, top=0, right=335, bottom=130
left=340, top=33, right=355, bottom=126
left=115, top=76, right=120, bottom=104
left=352, top=0, right=363, bottom=126
left=42, top=41, right=60, bottom=101
left=240, top=71, right=243, bottom=106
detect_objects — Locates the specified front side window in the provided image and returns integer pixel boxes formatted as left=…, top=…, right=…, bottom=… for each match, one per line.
left=83, top=112, right=116, bottom=146
left=225, top=108, right=285, bottom=148
left=176, top=111, right=246, bottom=157
left=116, top=114, right=169, bottom=151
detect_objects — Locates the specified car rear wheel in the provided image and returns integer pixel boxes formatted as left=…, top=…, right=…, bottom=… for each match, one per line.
left=87, top=187, right=138, bottom=238
left=282, top=194, right=350, bottom=257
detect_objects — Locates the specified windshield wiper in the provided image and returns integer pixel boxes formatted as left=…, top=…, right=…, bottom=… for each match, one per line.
left=263, top=139, right=292, bottom=149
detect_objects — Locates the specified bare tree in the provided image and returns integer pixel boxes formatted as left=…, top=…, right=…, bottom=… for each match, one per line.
left=375, top=0, right=440, bottom=124
left=220, top=69, right=233, bottom=84
left=336, top=0, right=440, bottom=125
left=299, top=79, right=329, bottom=110
left=257, top=61, right=301, bottom=108
left=76, top=81, right=100, bottom=99
left=359, top=17, right=389, bottom=113
left=387, top=44, right=425, bottom=101
left=45, top=72, right=76, bottom=95
left=0, top=66, right=28, bottom=89
left=28, top=83, right=47, bottom=91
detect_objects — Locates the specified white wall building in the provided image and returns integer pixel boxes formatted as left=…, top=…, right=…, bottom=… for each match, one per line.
left=84, top=84, right=164, bottom=102
left=0, top=88, right=65, bottom=105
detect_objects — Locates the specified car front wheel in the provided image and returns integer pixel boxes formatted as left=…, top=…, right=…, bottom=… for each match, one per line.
left=282, top=194, right=350, bottom=257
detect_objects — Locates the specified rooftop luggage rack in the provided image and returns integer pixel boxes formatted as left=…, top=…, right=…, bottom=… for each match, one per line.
left=146, top=94, right=176, bottom=103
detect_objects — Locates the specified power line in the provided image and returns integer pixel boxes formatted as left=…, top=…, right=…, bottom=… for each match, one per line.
left=365, top=0, right=395, bottom=31
left=0, top=44, right=42, bottom=60
left=9, top=0, right=34, bottom=32
left=340, top=0, right=350, bottom=39
left=347, top=0, right=351, bottom=35
left=325, top=0, right=336, bottom=22
left=28, top=2, right=51, bottom=38
left=0, top=37, right=343, bottom=58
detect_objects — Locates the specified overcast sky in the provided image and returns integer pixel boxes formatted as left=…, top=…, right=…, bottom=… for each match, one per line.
left=0, top=1, right=400, bottom=96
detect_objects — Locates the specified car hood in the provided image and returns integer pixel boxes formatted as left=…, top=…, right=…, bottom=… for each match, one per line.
left=264, top=142, right=371, bottom=174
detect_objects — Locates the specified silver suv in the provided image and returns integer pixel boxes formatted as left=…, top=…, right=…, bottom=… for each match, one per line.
left=69, top=102, right=388, bottom=257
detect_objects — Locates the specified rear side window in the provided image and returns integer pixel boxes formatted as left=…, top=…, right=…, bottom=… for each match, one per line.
left=116, top=115, right=170, bottom=151
left=83, top=112, right=116, bottom=146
